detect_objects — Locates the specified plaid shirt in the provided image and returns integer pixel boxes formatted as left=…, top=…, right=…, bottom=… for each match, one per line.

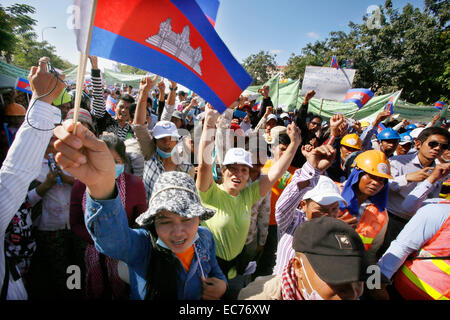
left=142, top=153, right=194, bottom=202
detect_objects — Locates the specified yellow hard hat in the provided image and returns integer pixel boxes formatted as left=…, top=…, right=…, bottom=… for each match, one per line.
left=341, top=133, right=362, bottom=150
left=354, top=150, right=393, bottom=179
left=5, top=103, right=26, bottom=116
left=360, top=121, right=370, bottom=128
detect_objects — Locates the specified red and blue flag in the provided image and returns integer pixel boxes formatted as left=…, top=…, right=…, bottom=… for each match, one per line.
left=106, top=95, right=117, bottom=116
left=377, top=123, right=386, bottom=134
left=75, top=0, right=251, bottom=114
left=331, top=56, right=339, bottom=70
left=344, top=88, right=374, bottom=109
left=15, top=77, right=32, bottom=95
left=434, top=101, right=446, bottom=111
left=252, top=100, right=261, bottom=111
left=196, top=0, right=220, bottom=26
left=383, top=90, right=402, bottom=115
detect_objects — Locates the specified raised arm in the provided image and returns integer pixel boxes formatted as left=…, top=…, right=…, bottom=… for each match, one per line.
left=258, top=123, right=302, bottom=197
left=196, top=105, right=220, bottom=192
left=89, top=56, right=106, bottom=119
left=1, top=57, right=64, bottom=237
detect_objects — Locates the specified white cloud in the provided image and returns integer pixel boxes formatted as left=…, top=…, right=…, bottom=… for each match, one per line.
left=306, top=32, right=320, bottom=39
left=270, top=49, right=283, bottom=55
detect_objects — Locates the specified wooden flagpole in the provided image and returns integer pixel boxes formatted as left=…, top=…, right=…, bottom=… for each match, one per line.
left=73, top=0, right=98, bottom=135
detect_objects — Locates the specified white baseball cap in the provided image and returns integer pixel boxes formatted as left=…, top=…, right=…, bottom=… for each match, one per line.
left=267, top=114, right=278, bottom=122
left=409, top=127, right=424, bottom=139
left=223, top=148, right=253, bottom=168
left=280, top=112, right=289, bottom=119
left=303, top=175, right=347, bottom=206
left=152, top=121, right=180, bottom=140
left=246, top=93, right=259, bottom=101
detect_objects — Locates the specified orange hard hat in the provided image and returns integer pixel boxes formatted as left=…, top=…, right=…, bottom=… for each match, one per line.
left=5, top=103, right=26, bottom=116
left=354, top=150, right=393, bottom=179
left=341, top=133, right=362, bottom=150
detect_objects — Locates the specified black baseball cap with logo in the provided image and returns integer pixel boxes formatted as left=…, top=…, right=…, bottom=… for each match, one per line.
left=292, top=216, right=368, bottom=285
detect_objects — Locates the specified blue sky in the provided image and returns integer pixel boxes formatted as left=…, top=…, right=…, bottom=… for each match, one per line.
left=2, top=0, right=425, bottom=70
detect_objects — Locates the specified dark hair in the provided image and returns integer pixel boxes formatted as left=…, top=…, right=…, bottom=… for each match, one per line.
left=100, top=134, right=128, bottom=164
left=310, top=114, right=323, bottom=123
left=144, top=223, right=178, bottom=300
left=417, top=127, right=450, bottom=144
left=274, top=133, right=291, bottom=147
left=119, top=93, right=135, bottom=104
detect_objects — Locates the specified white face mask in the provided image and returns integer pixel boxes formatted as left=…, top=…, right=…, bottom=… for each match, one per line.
left=156, top=232, right=199, bottom=250
left=299, top=258, right=324, bottom=300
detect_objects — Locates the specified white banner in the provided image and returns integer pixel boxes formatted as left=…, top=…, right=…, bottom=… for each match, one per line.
left=301, top=66, right=356, bottom=101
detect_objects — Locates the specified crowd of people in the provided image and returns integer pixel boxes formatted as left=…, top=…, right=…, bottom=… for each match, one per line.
left=0, top=56, right=449, bottom=301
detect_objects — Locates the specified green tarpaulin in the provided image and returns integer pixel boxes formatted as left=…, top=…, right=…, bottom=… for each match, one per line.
left=63, top=66, right=145, bottom=88
left=243, top=76, right=446, bottom=123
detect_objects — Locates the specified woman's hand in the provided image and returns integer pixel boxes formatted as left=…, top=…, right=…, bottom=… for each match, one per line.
left=201, top=277, right=227, bottom=300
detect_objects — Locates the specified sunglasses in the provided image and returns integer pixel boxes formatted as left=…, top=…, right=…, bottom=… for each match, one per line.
left=428, top=141, right=449, bottom=150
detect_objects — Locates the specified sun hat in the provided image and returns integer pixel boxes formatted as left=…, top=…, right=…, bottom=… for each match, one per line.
left=135, top=171, right=216, bottom=227
left=266, top=125, right=287, bottom=145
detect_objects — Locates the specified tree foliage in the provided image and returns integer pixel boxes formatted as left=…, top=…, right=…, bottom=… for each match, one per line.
left=282, top=0, right=449, bottom=104
left=1, top=3, right=74, bottom=70
left=116, top=63, right=148, bottom=75
left=241, top=50, right=277, bottom=85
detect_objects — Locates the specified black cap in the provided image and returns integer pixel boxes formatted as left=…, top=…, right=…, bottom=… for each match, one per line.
left=292, top=216, right=368, bottom=285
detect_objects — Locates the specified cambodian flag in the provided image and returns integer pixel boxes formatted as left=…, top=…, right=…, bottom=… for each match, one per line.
left=196, top=0, right=220, bottom=26
left=331, top=56, right=339, bottom=70
left=377, top=123, right=386, bottom=134
left=15, top=77, right=32, bottom=94
left=75, top=0, right=251, bottom=114
left=106, top=95, right=117, bottom=116
left=252, top=100, right=261, bottom=111
left=344, top=88, right=374, bottom=109
left=435, top=101, right=446, bottom=111
left=383, top=90, right=402, bottom=115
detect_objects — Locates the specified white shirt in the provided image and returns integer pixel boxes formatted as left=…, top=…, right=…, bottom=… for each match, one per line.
left=27, top=161, right=72, bottom=231
left=0, top=99, right=61, bottom=299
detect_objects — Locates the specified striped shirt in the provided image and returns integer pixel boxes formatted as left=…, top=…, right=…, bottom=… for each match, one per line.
left=0, top=99, right=61, bottom=299
left=273, top=161, right=322, bottom=275
left=90, top=69, right=133, bottom=140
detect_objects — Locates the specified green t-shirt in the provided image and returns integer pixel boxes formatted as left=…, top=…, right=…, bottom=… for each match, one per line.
left=200, top=180, right=261, bottom=262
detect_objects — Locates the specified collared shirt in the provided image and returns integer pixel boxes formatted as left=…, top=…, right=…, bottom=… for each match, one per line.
left=142, top=153, right=194, bottom=202
left=273, top=161, right=321, bottom=275
left=377, top=199, right=449, bottom=280
left=91, top=69, right=134, bottom=140
left=388, top=153, right=447, bottom=220
left=0, top=99, right=61, bottom=300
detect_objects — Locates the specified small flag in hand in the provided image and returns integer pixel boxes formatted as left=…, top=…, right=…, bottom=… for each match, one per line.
left=383, top=90, right=402, bottom=115
left=434, top=101, right=446, bottom=111
left=106, top=95, right=117, bottom=116
left=15, top=77, right=32, bottom=94
left=344, top=88, right=374, bottom=109
left=331, top=56, right=339, bottom=70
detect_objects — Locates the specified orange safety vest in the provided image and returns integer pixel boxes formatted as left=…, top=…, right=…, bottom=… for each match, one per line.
left=339, top=205, right=388, bottom=251
left=393, top=215, right=450, bottom=300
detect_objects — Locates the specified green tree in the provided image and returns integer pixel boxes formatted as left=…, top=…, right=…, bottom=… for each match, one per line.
left=241, top=50, right=277, bottom=85
left=12, top=32, right=74, bottom=70
left=116, top=63, right=148, bottom=75
left=283, top=0, right=449, bottom=104
left=0, top=3, right=37, bottom=63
